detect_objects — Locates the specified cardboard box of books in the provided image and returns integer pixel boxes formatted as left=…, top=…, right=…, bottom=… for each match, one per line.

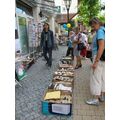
left=48, top=82, right=73, bottom=93
left=52, top=76, right=74, bottom=87
left=42, top=90, right=72, bottom=115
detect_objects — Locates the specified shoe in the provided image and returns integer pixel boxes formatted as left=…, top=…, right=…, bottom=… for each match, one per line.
left=86, top=99, right=99, bottom=106
left=99, top=95, right=105, bottom=102
left=78, top=64, right=82, bottom=68
left=75, top=66, right=80, bottom=69
left=75, top=64, right=82, bottom=69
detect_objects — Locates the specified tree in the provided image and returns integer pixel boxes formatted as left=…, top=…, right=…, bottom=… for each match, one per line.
left=78, top=0, right=103, bottom=26
left=98, top=14, right=105, bottom=23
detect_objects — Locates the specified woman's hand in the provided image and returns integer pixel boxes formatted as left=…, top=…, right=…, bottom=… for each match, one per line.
left=91, top=61, right=98, bottom=71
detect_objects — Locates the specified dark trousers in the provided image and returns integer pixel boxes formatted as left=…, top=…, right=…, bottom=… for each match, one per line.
left=43, top=47, right=52, bottom=66
left=66, top=47, right=74, bottom=58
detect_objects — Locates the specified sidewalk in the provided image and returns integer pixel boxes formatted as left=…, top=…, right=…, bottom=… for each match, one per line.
left=15, top=46, right=72, bottom=120
left=15, top=46, right=105, bottom=120
left=73, top=59, right=105, bottom=120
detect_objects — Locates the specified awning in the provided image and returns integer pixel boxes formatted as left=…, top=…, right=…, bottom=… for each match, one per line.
left=55, top=13, right=78, bottom=24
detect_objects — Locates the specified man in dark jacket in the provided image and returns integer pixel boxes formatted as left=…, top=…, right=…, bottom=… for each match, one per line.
left=40, top=23, right=54, bottom=67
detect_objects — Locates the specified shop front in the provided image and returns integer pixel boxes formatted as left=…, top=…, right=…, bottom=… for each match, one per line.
left=15, top=0, right=34, bottom=55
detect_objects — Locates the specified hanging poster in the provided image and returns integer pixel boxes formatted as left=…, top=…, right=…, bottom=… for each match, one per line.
left=28, top=20, right=43, bottom=52
left=28, top=19, right=36, bottom=52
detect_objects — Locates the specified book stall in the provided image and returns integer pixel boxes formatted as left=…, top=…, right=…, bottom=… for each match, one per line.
left=42, top=56, right=74, bottom=116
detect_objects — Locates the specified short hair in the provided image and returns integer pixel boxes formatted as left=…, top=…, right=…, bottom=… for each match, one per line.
left=89, top=17, right=101, bottom=26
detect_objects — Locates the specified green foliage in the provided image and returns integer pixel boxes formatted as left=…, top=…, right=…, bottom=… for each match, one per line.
left=98, top=14, right=105, bottom=23
left=78, top=0, right=103, bottom=26
left=70, top=21, right=75, bottom=28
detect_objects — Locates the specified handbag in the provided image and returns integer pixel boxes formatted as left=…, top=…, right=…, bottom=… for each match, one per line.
left=77, top=43, right=85, bottom=51
left=86, top=50, right=92, bottom=58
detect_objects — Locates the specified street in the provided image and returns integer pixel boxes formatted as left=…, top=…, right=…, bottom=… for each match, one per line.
left=15, top=46, right=105, bottom=120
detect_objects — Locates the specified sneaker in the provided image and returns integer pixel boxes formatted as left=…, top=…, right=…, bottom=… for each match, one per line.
left=78, top=64, right=82, bottom=68
left=86, top=99, right=99, bottom=106
left=99, top=95, right=105, bottom=102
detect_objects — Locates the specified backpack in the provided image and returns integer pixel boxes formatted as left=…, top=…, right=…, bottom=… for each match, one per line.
left=97, top=29, right=105, bottom=61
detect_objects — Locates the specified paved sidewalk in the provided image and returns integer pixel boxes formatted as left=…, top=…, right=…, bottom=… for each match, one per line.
left=15, top=46, right=72, bottom=120
left=73, top=59, right=105, bottom=120
left=15, top=46, right=105, bottom=120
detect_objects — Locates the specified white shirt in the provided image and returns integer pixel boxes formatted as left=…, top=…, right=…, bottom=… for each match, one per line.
left=81, top=33, right=88, bottom=46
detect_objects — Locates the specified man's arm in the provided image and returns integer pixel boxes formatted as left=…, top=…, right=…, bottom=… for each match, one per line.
left=51, top=31, right=54, bottom=48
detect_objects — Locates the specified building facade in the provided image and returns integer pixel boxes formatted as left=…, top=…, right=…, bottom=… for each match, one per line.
left=15, top=0, right=56, bottom=55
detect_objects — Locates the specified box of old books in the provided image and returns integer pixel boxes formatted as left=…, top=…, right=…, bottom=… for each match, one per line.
left=48, top=82, right=73, bottom=93
left=42, top=90, right=72, bottom=115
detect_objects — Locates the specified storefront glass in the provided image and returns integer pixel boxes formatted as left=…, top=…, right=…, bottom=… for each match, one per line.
left=18, top=16, right=29, bottom=54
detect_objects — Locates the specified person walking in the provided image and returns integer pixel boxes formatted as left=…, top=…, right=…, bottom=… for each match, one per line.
left=40, top=23, right=54, bottom=67
left=86, top=17, right=105, bottom=106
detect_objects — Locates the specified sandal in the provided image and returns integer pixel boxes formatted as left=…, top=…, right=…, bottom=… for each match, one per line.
left=75, top=66, right=80, bottom=69
left=78, top=64, right=82, bottom=68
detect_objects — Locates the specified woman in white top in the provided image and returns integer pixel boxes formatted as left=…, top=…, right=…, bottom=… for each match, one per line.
left=72, top=27, right=82, bottom=69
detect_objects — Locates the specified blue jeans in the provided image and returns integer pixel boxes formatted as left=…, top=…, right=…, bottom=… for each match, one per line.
left=43, top=47, right=52, bottom=66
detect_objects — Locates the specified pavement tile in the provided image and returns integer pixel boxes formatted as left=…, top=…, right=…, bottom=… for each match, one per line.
left=73, top=59, right=105, bottom=119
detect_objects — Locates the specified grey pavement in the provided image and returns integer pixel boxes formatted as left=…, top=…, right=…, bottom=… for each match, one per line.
left=73, top=59, right=105, bottom=120
left=16, top=46, right=72, bottom=120
left=15, top=46, right=105, bottom=120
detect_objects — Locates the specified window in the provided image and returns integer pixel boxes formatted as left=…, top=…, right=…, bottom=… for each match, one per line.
left=16, top=1, right=33, bottom=16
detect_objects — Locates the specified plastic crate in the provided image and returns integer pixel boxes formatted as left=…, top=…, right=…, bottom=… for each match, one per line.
left=41, top=100, right=72, bottom=115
